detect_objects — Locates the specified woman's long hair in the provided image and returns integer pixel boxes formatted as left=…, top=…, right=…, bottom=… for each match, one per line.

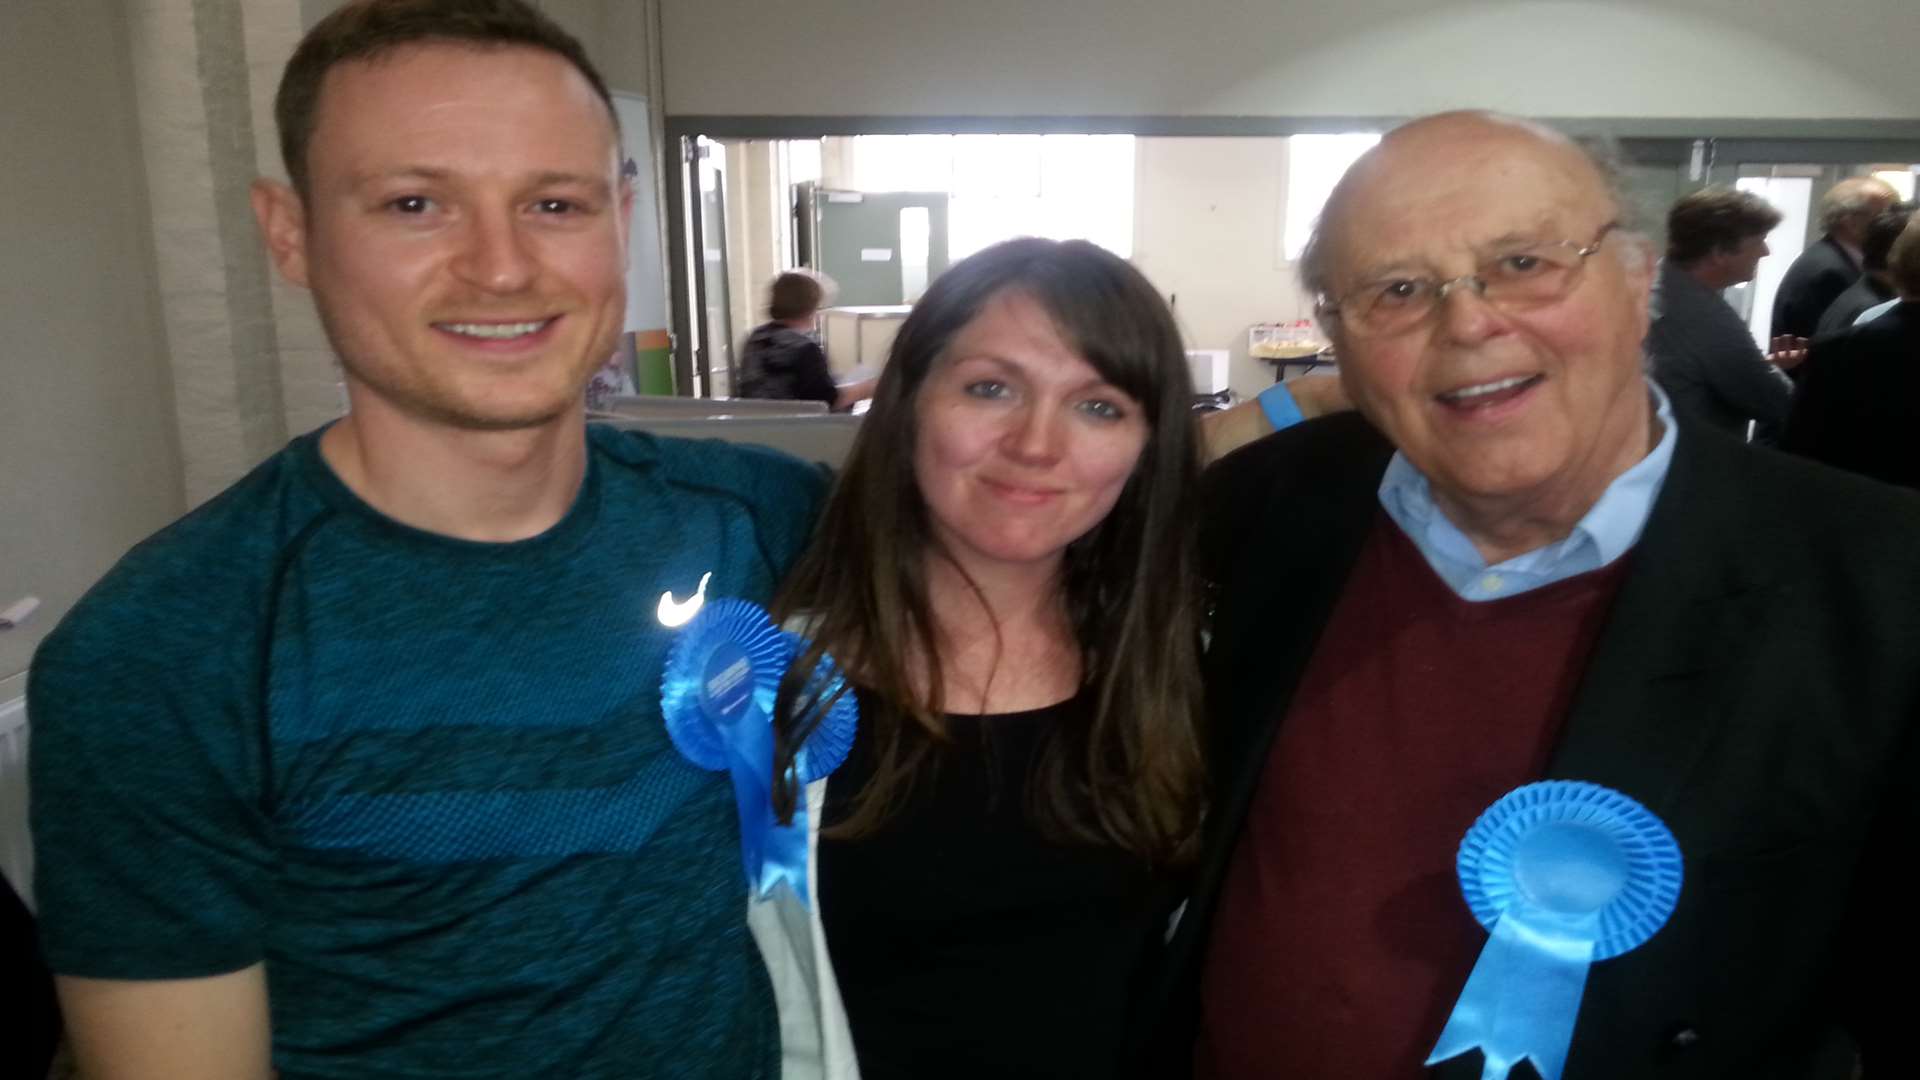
left=772, top=237, right=1206, bottom=866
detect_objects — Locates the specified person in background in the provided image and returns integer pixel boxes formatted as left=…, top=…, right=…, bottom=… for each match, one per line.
left=1644, top=186, right=1804, bottom=440
left=1771, top=176, right=1900, bottom=340
left=1814, top=201, right=1914, bottom=335
left=739, top=270, right=870, bottom=410
left=1197, top=372, right=1350, bottom=460
left=766, top=237, right=1208, bottom=1080
left=1783, top=210, right=1920, bottom=490
left=29, top=2, right=824, bottom=1076
left=1156, top=110, right=1920, bottom=1080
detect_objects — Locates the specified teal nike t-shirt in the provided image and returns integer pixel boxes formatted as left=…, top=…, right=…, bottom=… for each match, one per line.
left=29, top=423, right=828, bottom=1079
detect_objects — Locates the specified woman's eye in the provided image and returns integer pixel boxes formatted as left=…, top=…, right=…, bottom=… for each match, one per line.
left=963, top=380, right=1011, bottom=400
left=1078, top=399, right=1125, bottom=421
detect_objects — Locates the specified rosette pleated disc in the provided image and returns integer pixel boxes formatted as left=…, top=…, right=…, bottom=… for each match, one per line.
left=782, top=631, right=859, bottom=784
left=660, top=599, right=792, bottom=772
left=1456, top=780, right=1683, bottom=960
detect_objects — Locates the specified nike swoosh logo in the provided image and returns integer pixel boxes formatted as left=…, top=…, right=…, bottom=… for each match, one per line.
left=657, top=571, right=712, bottom=628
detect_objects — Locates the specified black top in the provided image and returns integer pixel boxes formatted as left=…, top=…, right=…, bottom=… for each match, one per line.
left=1813, top=272, right=1895, bottom=336
left=1770, top=235, right=1861, bottom=340
left=819, top=694, right=1175, bottom=1079
left=1782, top=299, right=1920, bottom=491
left=737, top=321, right=838, bottom=405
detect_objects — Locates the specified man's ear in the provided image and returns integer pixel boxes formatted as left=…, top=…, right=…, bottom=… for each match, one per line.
left=251, top=178, right=311, bottom=288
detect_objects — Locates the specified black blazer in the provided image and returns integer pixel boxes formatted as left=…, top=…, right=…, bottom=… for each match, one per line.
left=1145, top=413, right=1920, bottom=1079
left=1812, top=275, right=1896, bottom=337
left=1783, top=301, right=1920, bottom=492
left=1773, top=237, right=1862, bottom=340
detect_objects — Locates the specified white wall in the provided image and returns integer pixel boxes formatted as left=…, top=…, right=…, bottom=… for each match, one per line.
left=0, top=0, right=187, bottom=683
left=126, top=0, right=300, bottom=505
left=1132, top=137, right=1311, bottom=397
left=1, top=690, right=31, bottom=903
left=662, top=0, right=1919, bottom=123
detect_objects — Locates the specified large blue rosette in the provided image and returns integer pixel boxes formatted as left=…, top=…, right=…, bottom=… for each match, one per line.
left=1427, top=780, right=1683, bottom=1080
left=660, top=598, right=857, bottom=907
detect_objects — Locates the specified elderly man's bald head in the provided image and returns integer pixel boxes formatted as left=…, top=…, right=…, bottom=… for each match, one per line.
left=1298, top=109, right=1661, bottom=564
left=1819, top=176, right=1900, bottom=238
left=1301, top=112, right=1637, bottom=301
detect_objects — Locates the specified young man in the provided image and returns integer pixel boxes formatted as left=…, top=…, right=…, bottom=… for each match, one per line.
left=29, top=2, right=823, bottom=1077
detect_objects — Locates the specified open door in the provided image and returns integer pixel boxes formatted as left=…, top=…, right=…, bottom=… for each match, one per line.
left=798, top=185, right=950, bottom=307
left=667, top=135, right=736, bottom=397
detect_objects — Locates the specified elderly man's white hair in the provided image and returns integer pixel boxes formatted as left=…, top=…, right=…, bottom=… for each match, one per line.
left=1818, top=176, right=1900, bottom=234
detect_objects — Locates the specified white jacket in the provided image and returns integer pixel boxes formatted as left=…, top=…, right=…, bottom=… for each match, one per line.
left=746, top=777, right=859, bottom=1080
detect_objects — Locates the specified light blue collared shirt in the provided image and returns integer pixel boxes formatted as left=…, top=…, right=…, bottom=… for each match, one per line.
left=1856, top=298, right=1901, bottom=326
left=1377, top=381, right=1678, bottom=602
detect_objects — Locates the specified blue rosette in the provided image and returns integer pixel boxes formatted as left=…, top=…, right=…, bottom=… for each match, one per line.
left=1427, top=780, right=1682, bottom=1080
left=659, top=597, right=857, bottom=908
left=660, top=599, right=788, bottom=771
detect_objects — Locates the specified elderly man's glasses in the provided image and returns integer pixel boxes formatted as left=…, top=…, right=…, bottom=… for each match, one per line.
left=1319, top=222, right=1620, bottom=336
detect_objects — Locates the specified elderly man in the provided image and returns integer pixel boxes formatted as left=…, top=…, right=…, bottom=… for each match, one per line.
left=1813, top=202, right=1914, bottom=335
left=29, top=1, right=822, bottom=1076
left=1772, top=176, right=1901, bottom=340
left=1154, top=112, right=1920, bottom=1080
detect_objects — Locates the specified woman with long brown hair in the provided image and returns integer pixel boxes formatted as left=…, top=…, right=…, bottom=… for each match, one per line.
left=769, top=236, right=1208, bottom=1079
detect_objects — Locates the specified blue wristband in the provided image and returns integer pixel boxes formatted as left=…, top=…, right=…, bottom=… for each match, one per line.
left=1257, top=381, right=1306, bottom=432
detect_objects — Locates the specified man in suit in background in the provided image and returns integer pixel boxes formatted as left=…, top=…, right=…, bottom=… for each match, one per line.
left=1157, top=111, right=1920, bottom=1080
left=1772, top=176, right=1899, bottom=340
left=1813, top=202, right=1914, bottom=335
left=1645, top=186, right=1803, bottom=440
left=1784, top=210, right=1920, bottom=490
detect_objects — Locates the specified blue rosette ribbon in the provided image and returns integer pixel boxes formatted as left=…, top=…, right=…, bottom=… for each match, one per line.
left=660, top=598, right=857, bottom=908
left=1426, top=780, right=1683, bottom=1080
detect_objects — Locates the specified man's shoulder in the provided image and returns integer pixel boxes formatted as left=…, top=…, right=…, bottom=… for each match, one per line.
left=1785, top=239, right=1854, bottom=283
left=31, top=439, right=334, bottom=700
left=588, top=424, right=829, bottom=535
left=1683, top=424, right=1920, bottom=554
left=1824, top=301, right=1919, bottom=349
left=591, top=423, right=826, bottom=490
left=1209, top=411, right=1391, bottom=497
left=85, top=439, right=329, bottom=593
left=742, top=322, right=816, bottom=355
left=1199, top=412, right=1391, bottom=567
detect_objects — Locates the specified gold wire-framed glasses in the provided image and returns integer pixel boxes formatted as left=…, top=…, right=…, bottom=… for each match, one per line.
left=1318, top=222, right=1620, bottom=336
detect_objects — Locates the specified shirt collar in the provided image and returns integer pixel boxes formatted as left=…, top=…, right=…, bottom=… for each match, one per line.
left=1376, top=380, right=1679, bottom=598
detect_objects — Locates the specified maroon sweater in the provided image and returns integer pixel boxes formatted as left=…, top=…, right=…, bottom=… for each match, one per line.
left=1196, top=514, right=1629, bottom=1079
